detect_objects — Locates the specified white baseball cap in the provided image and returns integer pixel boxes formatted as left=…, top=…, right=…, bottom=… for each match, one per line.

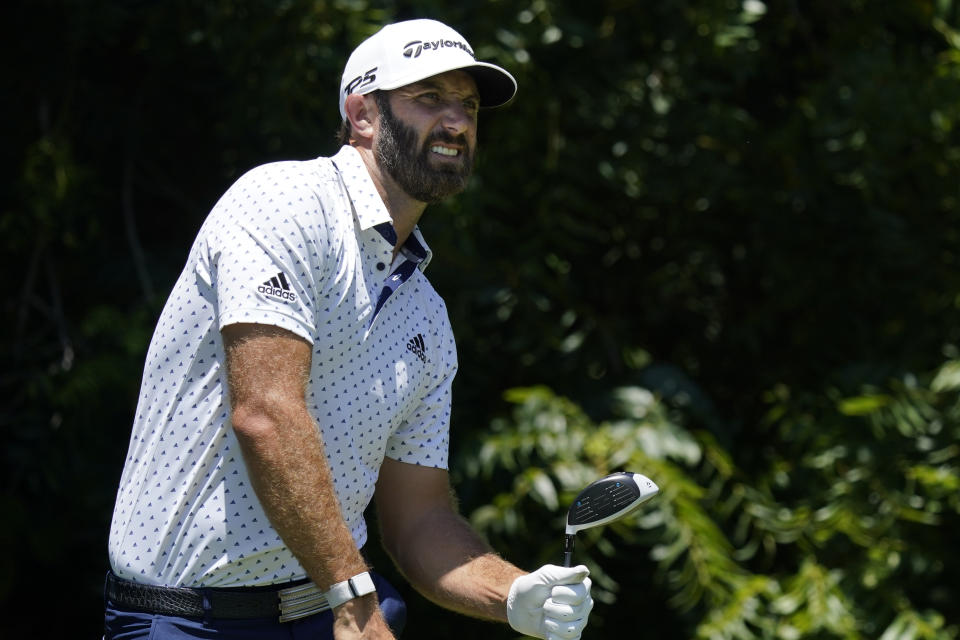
left=339, top=19, right=517, bottom=120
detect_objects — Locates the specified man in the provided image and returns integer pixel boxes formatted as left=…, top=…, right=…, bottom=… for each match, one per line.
left=104, top=18, right=594, bottom=640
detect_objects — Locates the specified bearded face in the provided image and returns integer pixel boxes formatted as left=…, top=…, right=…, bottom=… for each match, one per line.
left=373, top=91, right=476, bottom=204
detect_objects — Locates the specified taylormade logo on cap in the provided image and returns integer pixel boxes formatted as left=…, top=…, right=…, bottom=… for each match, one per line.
left=402, top=38, right=475, bottom=59
left=338, top=19, right=517, bottom=120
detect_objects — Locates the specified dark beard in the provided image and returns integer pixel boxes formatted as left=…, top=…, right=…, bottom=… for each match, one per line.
left=373, top=92, right=474, bottom=203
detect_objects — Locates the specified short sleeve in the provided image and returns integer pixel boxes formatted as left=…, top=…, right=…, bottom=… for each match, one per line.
left=202, top=162, right=331, bottom=343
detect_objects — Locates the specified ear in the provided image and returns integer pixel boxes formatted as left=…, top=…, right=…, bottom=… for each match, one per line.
left=344, top=93, right=377, bottom=144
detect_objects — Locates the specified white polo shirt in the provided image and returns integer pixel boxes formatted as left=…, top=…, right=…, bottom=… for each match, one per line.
left=108, top=145, right=458, bottom=588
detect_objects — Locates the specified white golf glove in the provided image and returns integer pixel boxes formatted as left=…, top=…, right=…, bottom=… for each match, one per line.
left=507, top=564, right=594, bottom=640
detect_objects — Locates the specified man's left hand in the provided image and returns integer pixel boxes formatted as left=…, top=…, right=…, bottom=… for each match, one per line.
left=506, top=564, right=594, bottom=639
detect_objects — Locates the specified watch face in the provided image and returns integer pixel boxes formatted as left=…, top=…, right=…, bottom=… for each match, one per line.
left=349, top=572, right=376, bottom=596
left=326, top=572, right=377, bottom=609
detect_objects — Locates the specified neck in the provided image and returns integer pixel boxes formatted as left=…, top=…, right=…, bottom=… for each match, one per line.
left=353, top=144, right=427, bottom=255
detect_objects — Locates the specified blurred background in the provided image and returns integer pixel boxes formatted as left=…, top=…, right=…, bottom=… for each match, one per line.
left=3, top=0, right=960, bottom=637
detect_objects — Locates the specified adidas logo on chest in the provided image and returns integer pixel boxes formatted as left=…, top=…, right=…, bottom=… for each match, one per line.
left=406, top=333, right=427, bottom=363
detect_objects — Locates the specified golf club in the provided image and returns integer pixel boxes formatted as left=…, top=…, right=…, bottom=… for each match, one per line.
left=563, top=471, right=659, bottom=567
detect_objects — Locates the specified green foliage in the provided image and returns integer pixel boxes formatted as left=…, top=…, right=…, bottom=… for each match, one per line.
left=454, top=372, right=959, bottom=638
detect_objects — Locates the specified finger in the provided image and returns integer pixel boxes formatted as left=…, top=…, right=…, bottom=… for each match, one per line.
left=550, top=577, right=592, bottom=604
left=543, top=616, right=587, bottom=640
left=545, top=595, right=593, bottom=620
left=542, top=599, right=579, bottom=621
left=536, top=564, right=590, bottom=587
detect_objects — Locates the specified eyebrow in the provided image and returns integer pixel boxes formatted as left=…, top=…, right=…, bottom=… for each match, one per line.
left=408, top=79, right=480, bottom=102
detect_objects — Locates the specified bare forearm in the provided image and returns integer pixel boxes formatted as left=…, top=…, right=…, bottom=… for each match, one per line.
left=388, top=507, right=525, bottom=621
left=224, top=324, right=367, bottom=588
left=233, top=405, right=368, bottom=588
left=223, top=324, right=392, bottom=639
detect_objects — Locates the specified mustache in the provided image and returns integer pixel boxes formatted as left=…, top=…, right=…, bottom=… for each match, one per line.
left=423, top=130, right=469, bottom=150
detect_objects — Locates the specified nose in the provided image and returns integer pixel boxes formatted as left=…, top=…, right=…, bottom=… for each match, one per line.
left=441, top=101, right=473, bottom=136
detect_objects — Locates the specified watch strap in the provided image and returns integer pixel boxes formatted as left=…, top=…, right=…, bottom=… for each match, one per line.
left=324, top=571, right=376, bottom=609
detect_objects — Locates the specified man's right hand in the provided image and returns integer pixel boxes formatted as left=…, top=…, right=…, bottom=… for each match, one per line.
left=332, top=594, right=396, bottom=639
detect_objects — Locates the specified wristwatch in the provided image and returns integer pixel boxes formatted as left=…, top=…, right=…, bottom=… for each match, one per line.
left=324, top=571, right=377, bottom=609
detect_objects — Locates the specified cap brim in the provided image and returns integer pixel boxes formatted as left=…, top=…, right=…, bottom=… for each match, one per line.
left=461, top=63, right=517, bottom=109
left=376, top=61, right=517, bottom=109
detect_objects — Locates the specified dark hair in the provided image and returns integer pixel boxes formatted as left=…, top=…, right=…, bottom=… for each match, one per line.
left=335, top=119, right=351, bottom=146
left=335, top=91, right=390, bottom=146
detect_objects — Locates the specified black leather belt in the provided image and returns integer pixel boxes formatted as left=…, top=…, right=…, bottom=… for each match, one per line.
left=105, top=571, right=329, bottom=622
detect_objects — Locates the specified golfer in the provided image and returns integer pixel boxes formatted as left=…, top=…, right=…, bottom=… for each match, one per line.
left=104, top=18, right=593, bottom=640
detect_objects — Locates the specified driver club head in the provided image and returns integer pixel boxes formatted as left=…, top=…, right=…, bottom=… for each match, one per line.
left=565, top=471, right=659, bottom=535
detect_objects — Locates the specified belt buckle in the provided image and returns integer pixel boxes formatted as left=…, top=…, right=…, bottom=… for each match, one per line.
left=277, top=581, right=330, bottom=623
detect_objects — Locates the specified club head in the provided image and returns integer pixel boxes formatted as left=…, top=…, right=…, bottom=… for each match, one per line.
left=565, top=471, right=659, bottom=535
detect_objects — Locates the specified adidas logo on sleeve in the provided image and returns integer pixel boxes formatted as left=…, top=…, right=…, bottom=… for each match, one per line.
left=257, top=272, right=298, bottom=303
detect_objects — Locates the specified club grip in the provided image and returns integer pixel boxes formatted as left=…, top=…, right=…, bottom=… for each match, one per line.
left=563, top=534, right=575, bottom=567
